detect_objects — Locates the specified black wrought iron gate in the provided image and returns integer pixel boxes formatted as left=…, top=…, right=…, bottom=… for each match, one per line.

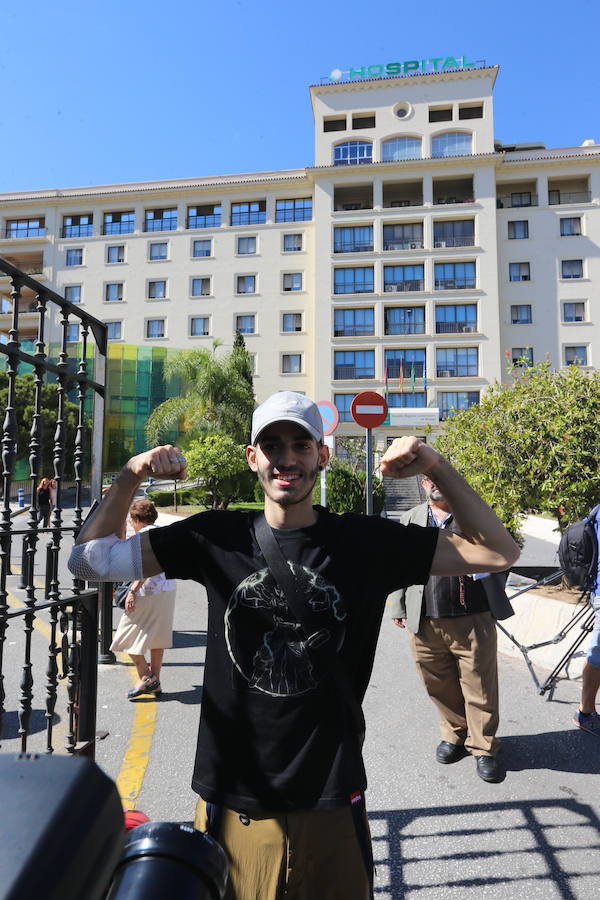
left=0, top=258, right=107, bottom=758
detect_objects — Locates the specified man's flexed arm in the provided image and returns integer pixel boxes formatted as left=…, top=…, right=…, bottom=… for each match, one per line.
left=380, top=437, right=519, bottom=575
left=70, top=446, right=187, bottom=580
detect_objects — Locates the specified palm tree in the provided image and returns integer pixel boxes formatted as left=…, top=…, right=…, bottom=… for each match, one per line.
left=146, top=339, right=255, bottom=447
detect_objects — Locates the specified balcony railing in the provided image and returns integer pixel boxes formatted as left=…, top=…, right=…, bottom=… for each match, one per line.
left=103, top=221, right=135, bottom=235
left=384, top=199, right=423, bottom=208
left=434, top=278, right=476, bottom=290
left=384, top=279, right=424, bottom=292
left=334, top=325, right=375, bottom=337
left=433, top=236, right=474, bottom=248
left=188, top=214, right=222, bottom=229
left=436, top=321, right=477, bottom=334
left=62, top=224, right=93, bottom=238
left=549, top=190, right=591, bottom=205
left=334, top=241, right=374, bottom=253
left=383, top=239, right=424, bottom=251
left=436, top=366, right=478, bottom=377
left=334, top=282, right=374, bottom=294
left=385, top=323, right=426, bottom=335
left=433, top=196, right=474, bottom=205
left=144, top=218, right=178, bottom=232
left=496, top=194, right=538, bottom=209
left=4, top=226, right=46, bottom=239
left=231, top=211, right=266, bottom=226
left=275, top=209, right=312, bottom=222
left=386, top=362, right=425, bottom=378
left=334, top=365, right=375, bottom=379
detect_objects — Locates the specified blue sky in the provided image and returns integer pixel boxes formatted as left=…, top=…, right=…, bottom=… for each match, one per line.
left=1, top=0, right=599, bottom=192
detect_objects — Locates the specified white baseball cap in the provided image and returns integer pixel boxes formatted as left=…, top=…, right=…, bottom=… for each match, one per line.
left=251, top=392, right=324, bottom=444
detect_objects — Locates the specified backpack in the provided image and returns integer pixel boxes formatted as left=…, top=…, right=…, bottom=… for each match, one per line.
left=558, top=506, right=599, bottom=592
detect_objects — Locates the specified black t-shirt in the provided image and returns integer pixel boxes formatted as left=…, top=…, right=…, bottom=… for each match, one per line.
left=149, top=507, right=438, bottom=813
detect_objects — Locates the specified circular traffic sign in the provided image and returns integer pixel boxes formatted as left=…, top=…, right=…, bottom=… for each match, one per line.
left=351, top=391, right=388, bottom=429
left=317, top=400, right=340, bottom=436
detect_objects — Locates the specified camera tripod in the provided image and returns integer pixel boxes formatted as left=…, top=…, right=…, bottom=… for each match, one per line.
left=495, top=569, right=595, bottom=700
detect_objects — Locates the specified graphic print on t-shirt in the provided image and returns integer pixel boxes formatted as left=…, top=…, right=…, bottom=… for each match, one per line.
left=225, top=564, right=346, bottom=697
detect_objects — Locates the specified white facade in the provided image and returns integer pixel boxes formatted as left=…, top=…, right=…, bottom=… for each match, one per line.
left=0, top=64, right=598, bottom=446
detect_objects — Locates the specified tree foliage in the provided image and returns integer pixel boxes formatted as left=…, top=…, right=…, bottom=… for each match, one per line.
left=313, top=459, right=385, bottom=515
left=185, top=434, right=248, bottom=508
left=146, top=339, right=255, bottom=447
left=435, top=363, right=600, bottom=536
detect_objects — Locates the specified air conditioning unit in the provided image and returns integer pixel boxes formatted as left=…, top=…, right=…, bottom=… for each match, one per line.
left=342, top=203, right=360, bottom=211
left=384, top=285, right=396, bottom=292
left=463, top=326, right=476, bottom=333
left=409, top=242, right=418, bottom=249
left=439, top=370, right=452, bottom=377
left=434, top=241, right=446, bottom=248
left=521, top=275, right=530, bottom=281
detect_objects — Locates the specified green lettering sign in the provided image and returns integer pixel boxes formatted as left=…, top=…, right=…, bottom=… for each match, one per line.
left=328, top=56, right=480, bottom=83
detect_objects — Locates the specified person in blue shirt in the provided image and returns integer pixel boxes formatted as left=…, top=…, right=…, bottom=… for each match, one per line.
left=573, top=506, right=600, bottom=737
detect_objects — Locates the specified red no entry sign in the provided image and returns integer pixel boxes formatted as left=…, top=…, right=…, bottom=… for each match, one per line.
left=351, top=391, right=388, bottom=429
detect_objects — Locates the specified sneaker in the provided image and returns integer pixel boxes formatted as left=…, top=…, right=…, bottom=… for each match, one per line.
left=573, top=710, right=600, bottom=736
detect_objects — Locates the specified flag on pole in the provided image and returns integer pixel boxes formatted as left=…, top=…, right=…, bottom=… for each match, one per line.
left=410, top=361, right=415, bottom=393
left=399, top=359, right=404, bottom=392
left=423, top=357, right=427, bottom=397
left=383, top=363, right=388, bottom=400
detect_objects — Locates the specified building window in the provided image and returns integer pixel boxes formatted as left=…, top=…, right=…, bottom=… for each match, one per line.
left=334, top=308, right=374, bottom=337
left=334, top=394, right=356, bottom=422
left=283, top=273, right=302, bottom=292
left=385, top=349, right=425, bottom=379
left=458, top=105, right=483, bottom=120
left=275, top=199, right=312, bottom=222
left=64, top=285, right=81, bottom=304
left=62, top=214, right=93, bottom=238
left=381, top=137, right=422, bottom=161
left=334, top=267, right=374, bottom=294
left=146, top=319, right=166, bottom=339
left=5, top=217, right=45, bottom=238
left=187, top=204, right=222, bottom=229
left=66, top=248, right=83, bottom=266
left=384, top=264, right=424, bottom=293
left=438, top=391, right=479, bottom=420
left=149, top=242, right=168, bottom=260
left=65, top=324, right=79, bottom=343
left=282, top=353, right=302, bottom=374
left=193, top=238, right=212, bottom=257
left=384, top=306, right=425, bottom=335
left=511, top=347, right=534, bottom=366
left=431, top=132, right=472, bottom=158
left=333, top=141, right=373, bottom=166
left=282, top=313, right=302, bottom=332
left=148, top=280, right=167, bottom=299
left=334, top=350, right=375, bottom=379
left=352, top=113, right=375, bottom=129
left=237, top=236, right=256, bottom=255
left=565, top=345, right=588, bottom=366
left=561, top=259, right=583, bottom=279
left=510, top=304, right=533, bottom=325
left=144, top=208, right=177, bottom=232
left=191, top=277, right=211, bottom=297
left=105, top=283, right=123, bottom=302
left=324, top=117, right=347, bottom=132
left=508, top=220, right=529, bottom=240
left=509, top=262, right=530, bottom=281
left=562, top=302, right=585, bottom=323
left=105, top=321, right=122, bottom=341
left=433, top=220, right=474, bottom=249
left=388, top=392, right=426, bottom=408
left=231, top=201, right=266, bottom=226
left=435, top=304, right=477, bottom=333
left=436, top=347, right=478, bottom=377
left=103, top=211, right=135, bottom=235
left=434, top=262, right=476, bottom=290
left=382, top=223, right=423, bottom=251
left=107, top=244, right=125, bottom=263
left=560, top=217, right=582, bottom=237
left=190, top=316, right=210, bottom=336
left=334, top=225, right=373, bottom=253
left=237, top=275, right=256, bottom=294
left=236, top=314, right=255, bottom=334
left=283, top=233, right=303, bottom=252
left=429, top=107, right=453, bottom=123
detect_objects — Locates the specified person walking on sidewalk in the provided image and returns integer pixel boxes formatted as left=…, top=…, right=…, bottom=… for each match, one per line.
left=69, top=392, right=519, bottom=900
left=389, top=476, right=514, bottom=783
left=573, top=505, right=600, bottom=736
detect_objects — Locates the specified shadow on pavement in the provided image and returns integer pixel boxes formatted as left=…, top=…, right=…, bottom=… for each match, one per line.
left=501, top=731, right=600, bottom=775
left=1, top=708, right=59, bottom=739
left=172, top=630, right=208, bottom=649
left=370, top=798, right=600, bottom=898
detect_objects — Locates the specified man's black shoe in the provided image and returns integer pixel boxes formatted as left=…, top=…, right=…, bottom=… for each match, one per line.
left=436, top=741, right=467, bottom=764
left=475, top=755, right=502, bottom=783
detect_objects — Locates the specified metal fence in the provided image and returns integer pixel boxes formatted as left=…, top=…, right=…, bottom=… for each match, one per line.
left=0, top=257, right=107, bottom=758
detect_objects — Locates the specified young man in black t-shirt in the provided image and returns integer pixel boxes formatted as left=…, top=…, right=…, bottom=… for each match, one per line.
left=70, top=391, right=519, bottom=900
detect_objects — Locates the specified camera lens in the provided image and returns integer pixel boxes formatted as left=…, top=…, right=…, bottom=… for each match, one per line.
left=106, top=821, right=229, bottom=900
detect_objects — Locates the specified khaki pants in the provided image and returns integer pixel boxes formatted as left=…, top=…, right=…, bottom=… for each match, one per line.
left=195, top=798, right=372, bottom=900
left=409, top=611, right=499, bottom=756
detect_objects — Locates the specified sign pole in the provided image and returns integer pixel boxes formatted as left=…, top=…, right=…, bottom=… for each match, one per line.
left=365, top=428, right=373, bottom=515
left=320, top=469, right=327, bottom=507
